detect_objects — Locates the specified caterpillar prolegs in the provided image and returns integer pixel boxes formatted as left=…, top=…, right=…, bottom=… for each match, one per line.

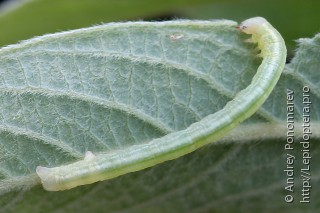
left=36, top=17, right=286, bottom=191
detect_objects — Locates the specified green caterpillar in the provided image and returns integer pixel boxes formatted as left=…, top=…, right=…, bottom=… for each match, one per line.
left=37, top=17, right=287, bottom=191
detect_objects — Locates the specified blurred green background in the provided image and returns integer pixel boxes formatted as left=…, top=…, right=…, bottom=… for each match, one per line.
left=0, top=0, right=319, bottom=58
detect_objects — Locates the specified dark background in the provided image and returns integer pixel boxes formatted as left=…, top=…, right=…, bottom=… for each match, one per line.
left=0, top=0, right=319, bottom=58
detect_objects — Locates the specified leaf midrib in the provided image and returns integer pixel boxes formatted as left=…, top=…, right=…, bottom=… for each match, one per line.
left=0, top=87, right=173, bottom=135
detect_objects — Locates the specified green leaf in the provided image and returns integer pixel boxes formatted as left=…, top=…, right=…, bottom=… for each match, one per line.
left=0, top=20, right=319, bottom=212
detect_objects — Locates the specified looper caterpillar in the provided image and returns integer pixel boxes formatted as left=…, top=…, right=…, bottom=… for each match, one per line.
left=36, top=17, right=286, bottom=191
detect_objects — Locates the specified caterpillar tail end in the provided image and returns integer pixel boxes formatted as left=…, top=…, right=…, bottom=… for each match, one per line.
left=36, top=166, right=51, bottom=179
left=36, top=166, right=59, bottom=191
left=84, top=151, right=95, bottom=161
left=36, top=151, right=95, bottom=191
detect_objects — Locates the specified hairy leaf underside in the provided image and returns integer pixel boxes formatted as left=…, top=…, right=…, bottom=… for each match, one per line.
left=0, top=20, right=319, bottom=212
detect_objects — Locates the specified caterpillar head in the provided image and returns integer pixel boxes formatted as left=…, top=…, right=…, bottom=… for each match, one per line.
left=237, top=17, right=267, bottom=34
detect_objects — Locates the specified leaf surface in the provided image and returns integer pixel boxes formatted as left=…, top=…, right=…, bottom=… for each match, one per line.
left=0, top=20, right=319, bottom=212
